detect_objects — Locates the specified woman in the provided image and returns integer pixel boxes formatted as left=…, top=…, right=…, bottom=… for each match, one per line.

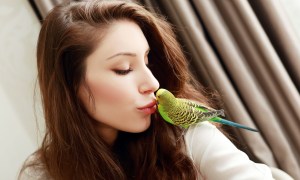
left=19, top=0, right=273, bottom=179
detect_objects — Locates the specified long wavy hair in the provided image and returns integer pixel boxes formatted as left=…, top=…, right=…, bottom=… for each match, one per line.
left=20, top=0, right=219, bottom=179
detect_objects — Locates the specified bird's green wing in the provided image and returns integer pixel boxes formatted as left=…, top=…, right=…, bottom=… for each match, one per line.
left=157, top=105, right=174, bottom=125
left=177, top=98, right=216, bottom=112
left=158, top=104, right=190, bottom=129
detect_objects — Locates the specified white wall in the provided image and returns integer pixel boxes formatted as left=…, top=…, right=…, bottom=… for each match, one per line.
left=280, top=0, right=300, bottom=40
left=0, top=0, right=43, bottom=179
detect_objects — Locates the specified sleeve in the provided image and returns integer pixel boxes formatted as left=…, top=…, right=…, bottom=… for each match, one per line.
left=18, top=166, right=50, bottom=180
left=18, top=155, right=51, bottom=180
left=184, top=122, right=274, bottom=180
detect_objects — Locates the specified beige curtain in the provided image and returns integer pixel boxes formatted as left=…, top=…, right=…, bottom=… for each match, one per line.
left=139, top=0, right=300, bottom=179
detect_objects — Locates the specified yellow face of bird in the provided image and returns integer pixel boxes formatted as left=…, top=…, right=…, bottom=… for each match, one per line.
left=155, top=88, right=174, bottom=105
left=155, top=89, right=165, bottom=105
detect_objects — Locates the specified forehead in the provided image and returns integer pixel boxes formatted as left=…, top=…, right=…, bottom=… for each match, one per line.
left=91, top=20, right=149, bottom=59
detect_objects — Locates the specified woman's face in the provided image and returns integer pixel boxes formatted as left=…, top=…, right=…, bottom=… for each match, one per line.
left=79, top=20, right=159, bottom=143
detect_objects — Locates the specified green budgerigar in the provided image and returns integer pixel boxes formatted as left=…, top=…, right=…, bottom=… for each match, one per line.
left=156, top=88, right=258, bottom=132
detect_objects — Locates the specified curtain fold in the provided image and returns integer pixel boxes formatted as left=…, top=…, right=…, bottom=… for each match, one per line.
left=231, top=0, right=300, bottom=137
left=213, top=0, right=300, bottom=170
left=191, top=1, right=299, bottom=177
left=249, top=0, right=300, bottom=90
left=139, top=0, right=300, bottom=179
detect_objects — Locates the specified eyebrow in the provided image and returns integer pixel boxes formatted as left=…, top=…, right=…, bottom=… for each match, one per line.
left=106, top=48, right=150, bottom=60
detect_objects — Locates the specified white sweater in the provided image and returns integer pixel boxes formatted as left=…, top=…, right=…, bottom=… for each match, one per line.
left=19, top=122, right=274, bottom=180
left=185, top=122, right=273, bottom=179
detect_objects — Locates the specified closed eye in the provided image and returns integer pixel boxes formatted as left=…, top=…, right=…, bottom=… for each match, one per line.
left=113, top=69, right=132, bottom=75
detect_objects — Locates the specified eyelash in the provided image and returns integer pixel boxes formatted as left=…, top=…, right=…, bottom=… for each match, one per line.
left=114, top=68, right=133, bottom=75
left=113, top=63, right=153, bottom=75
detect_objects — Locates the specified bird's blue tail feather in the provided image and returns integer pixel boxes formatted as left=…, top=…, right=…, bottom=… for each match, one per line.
left=212, top=118, right=259, bottom=132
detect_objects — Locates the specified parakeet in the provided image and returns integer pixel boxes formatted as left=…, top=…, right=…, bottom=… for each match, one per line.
left=156, top=88, right=258, bottom=132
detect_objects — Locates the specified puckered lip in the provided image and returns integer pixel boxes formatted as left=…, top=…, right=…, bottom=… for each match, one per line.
left=138, top=100, right=157, bottom=109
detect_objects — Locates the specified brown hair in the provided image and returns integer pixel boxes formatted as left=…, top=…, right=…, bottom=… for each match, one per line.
left=20, top=0, right=218, bottom=179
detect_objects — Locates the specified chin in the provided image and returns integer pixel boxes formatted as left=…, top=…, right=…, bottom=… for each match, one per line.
left=129, top=118, right=151, bottom=133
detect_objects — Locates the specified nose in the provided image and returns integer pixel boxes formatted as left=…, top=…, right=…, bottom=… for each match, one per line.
left=139, top=66, right=160, bottom=94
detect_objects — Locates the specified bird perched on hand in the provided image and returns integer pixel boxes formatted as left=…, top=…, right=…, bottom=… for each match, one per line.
left=155, top=88, right=258, bottom=132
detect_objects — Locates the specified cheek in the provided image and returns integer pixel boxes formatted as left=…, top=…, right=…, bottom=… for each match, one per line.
left=89, top=78, right=132, bottom=106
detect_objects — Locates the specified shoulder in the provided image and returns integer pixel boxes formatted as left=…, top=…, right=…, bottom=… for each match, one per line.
left=184, top=121, right=247, bottom=161
left=184, top=122, right=218, bottom=161
left=184, top=122, right=217, bottom=149
left=18, top=154, right=51, bottom=180
left=184, top=122, right=274, bottom=179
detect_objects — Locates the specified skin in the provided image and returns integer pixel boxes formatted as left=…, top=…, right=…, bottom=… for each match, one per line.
left=79, top=20, right=160, bottom=145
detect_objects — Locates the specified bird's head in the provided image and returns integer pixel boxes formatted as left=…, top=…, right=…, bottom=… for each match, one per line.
left=155, top=88, right=175, bottom=105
